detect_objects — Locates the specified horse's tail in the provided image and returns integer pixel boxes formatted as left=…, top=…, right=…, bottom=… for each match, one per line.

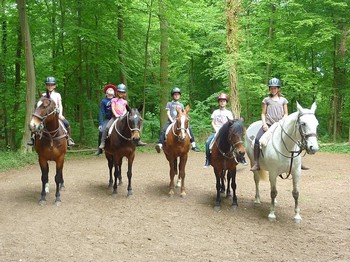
left=258, top=170, right=269, bottom=181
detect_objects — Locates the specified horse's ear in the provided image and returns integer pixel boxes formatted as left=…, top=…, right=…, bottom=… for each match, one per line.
left=138, top=104, right=143, bottom=113
left=296, top=101, right=302, bottom=112
left=185, top=105, right=190, bottom=113
left=45, top=90, right=50, bottom=98
left=310, top=102, right=317, bottom=113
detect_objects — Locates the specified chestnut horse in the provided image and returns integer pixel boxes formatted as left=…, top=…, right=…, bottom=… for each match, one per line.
left=210, top=119, right=245, bottom=210
left=29, top=93, right=67, bottom=206
left=162, top=105, right=191, bottom=197
left=104, top=105, right=143, bottom=197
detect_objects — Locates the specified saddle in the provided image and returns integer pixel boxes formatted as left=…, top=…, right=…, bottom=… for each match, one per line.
left=209, top=132, right=220, bottom=152
left=108, top=118, right=120, bottom=136
left=259, top=122, right=278, bottom=147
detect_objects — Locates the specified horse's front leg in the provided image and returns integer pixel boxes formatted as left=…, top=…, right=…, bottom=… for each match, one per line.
left=112, top=160, right=121, bottom=197
left=54, top=167, right=63, bottom=206
left=292, top=170, right=302, bottom=223
left=39, top=159, right=49, bottom=205
left=126, top=155, right=135, bottom=197
left=268, top=173, right=278, bottom=221
left=175, top=158, right=181, bottom=188
left=168, top=158, right=176, bottom=197
left=226, top=171, right=232, bottom=197
left=178, top=154, right=188, bottom=197
left=214, top=170, right=222, bottom=211
left=229, top=168, right=238, bottom=208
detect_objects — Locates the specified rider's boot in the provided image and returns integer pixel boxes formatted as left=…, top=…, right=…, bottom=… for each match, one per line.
left=99, top=128, right=108, bottom=149
left=250, top=144, right=260, bottom=171
left=67, top=128, right=75, bottom=147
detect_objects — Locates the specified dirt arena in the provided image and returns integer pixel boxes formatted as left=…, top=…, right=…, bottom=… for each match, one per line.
left=0, top=150, right=349, bottom=261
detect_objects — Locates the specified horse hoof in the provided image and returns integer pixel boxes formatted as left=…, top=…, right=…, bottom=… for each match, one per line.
left=294, top=215, right=302, bottom=224
left=112, top=192, right=117, bottom=198
left=231, top=204, right=238, bottom=210
left=180, top=192, right=186, bottom=198
left=268, top=214, right=276, bottom=222
left=226, top=193, right=232, bottom=198
left=39, top=200, right=46, bottom=206
left=168, top=191, right=174, bottom=197
left=213, top=205, right=221, bottom=212
left=60, top=185, right=65, bottom=191
left=55, top=201, right=61, bottom=207
left=254, top=201, right=261, bottom=207
left=118, top=181, right=123, bottom=186
left=127, top=191, right=133, bottom=198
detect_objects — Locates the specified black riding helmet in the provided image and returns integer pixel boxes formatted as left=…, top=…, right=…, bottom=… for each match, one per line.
left=171, top=87, right=181, bottom=96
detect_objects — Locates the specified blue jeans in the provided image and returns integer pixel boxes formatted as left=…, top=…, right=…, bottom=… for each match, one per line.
left=205, top=132, right=216, bottom=162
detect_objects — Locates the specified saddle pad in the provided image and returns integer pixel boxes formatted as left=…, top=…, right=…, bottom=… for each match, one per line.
left=59, top=120, right=68, bottom=134
left=108, top=118, right=119, bottom=136
left=260, top=122, right=278, bottom=147
left=209, top=132, right=219, bottom=151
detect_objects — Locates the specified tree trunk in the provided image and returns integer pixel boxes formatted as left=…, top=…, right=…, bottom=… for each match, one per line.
left=77, top=0, right=84, bottom=141
left=142, top=0, right=153, bottom=119
left=226, top=0, right=241, bottom=118
left=265, top=3, right=276, bottom=83
left=17, top=0, right=36, bottom=153
left=158, top=0, right=169, bottom=128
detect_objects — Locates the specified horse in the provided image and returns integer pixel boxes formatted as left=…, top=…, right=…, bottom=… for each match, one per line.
left=162, top=105, right=191, bottom=197
left=210, top=119, right=246, bottom=210
left=29, top=93, right=67, bottom=206
left=245, top=102, right=319, bottom=223
left=104, top=104, right=143, bottom=197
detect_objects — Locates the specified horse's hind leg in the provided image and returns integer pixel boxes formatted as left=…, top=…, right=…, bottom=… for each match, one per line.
left=39, top=160, right=49, bottom=205
left=178, top=155, right=188, bottom=197
left=253, top=171, right=261, bottom=206
left=168, top=159, right=176, bottom=196
left=268, top=174, right=278, bottom=221
left=214, top=173, right=222, bottom=211
left=112, top=162, right=121, bottom=197
left=126, top=156, right=135, bottom=197
left=226, top=171, right=232, bottom=198
left=107, top=156, right=114, bottom=188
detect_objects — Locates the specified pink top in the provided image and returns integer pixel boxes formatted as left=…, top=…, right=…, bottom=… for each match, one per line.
left=111, top=97, right=128, bottom=117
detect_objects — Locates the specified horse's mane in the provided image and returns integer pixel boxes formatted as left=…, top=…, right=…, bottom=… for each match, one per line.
left=217, top=119, right=243, bottom=151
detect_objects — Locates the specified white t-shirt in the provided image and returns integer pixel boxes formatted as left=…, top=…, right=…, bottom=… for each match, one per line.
left=42, top=91, right=61, bottom=108
left=211, top=108, right=234, bottom=130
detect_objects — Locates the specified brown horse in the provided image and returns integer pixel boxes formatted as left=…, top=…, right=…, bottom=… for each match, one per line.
left=210, top=119, right=245, bottom=210
left=29, top=93, right=67, bottom=206
left=104, top=104, right=143, bottom=197
left=162, top=105, right=191, bottom=197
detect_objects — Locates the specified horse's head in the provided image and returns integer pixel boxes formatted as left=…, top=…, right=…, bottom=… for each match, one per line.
left=227, top=119, right=246, bottom=161
left=29, top=95, right=57, bottom=132
left=296, top=102, right=319, bottom=154
left=126, top=104, right=143, bottom=143
left=174, top=105, right=190, bottom=142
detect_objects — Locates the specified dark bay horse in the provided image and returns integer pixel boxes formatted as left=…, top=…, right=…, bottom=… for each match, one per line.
left=104, top=105, right=143, bottom=197
left=162, top=105, right=191, bottom=197
left=29, top=93, right=67, bottom=206
left=210, top=119, right=245, bottom=210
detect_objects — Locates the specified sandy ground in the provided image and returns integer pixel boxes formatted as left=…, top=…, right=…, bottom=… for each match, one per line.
left=0, top=150, right=349, bottom=261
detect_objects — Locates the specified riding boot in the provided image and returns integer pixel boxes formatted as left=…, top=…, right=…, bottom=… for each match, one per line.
left=99, top=128, right=108, bottom=149
left=27, top=135, right=35, bottom=146
left=250, top=144, right=261, bottom=171
left=66, top=128, right=75, bottom=147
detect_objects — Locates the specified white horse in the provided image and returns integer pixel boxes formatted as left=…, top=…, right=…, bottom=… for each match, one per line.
left=246, top=102, right=319, bottom=223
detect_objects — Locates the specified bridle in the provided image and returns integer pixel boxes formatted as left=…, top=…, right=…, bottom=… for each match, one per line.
left=114, top=111, right=143, bottom=141
left=31, top=98, right=64, bottom=144
left=216, top=122, right=244, bottom=161
left=272, top=112, right=317, bottom=178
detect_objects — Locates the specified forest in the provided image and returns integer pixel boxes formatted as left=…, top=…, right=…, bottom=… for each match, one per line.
left=0, top=0, right=349, bottom=152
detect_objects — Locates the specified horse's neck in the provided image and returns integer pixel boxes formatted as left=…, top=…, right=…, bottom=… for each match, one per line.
left=274, top=112, right=301, bottom=151
left=117, top=115, right=130, bottom=135
left=217, top=126, right=230, bottom=152
left=45, top=116, right=60, bottom=132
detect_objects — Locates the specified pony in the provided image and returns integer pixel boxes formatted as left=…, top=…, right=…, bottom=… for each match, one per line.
left=104, top=104, right=143, bottom=197
left=29, top=92, right=67, bottom=206
left=210, top=119, right=246, bottom=210
left=245, top=102, right=319, bottom=223
left=162, top=105, right=191, bottom=197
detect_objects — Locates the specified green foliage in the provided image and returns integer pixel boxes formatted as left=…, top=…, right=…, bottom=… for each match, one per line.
left=320, top=143, right=350, bottom=154
left=0, top=151, right=37, bottom=172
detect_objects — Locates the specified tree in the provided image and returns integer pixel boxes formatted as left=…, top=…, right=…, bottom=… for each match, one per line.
left=17, top=0, right=36, bottom=153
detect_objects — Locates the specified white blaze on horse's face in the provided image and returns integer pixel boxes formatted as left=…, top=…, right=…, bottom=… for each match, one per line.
left=297, top=102, right=319, bottom=154
left=179, top=114, right=187, bottom=141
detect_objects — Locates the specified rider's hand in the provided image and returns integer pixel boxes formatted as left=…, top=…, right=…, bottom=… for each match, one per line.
left=262, top=123, right=268, bottom=132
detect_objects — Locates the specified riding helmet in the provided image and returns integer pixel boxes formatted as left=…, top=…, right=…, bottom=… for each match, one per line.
left=171, top=87, right=181, bottom=96
left=103, top=84, right=117, bottom=94
left=218, top=93, right=229, bottom=102
left=117, top=83, right=127, bottom=92
left=45, top=76, right=56, bottom=84
left=268, top=77, right=281, bottom=87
